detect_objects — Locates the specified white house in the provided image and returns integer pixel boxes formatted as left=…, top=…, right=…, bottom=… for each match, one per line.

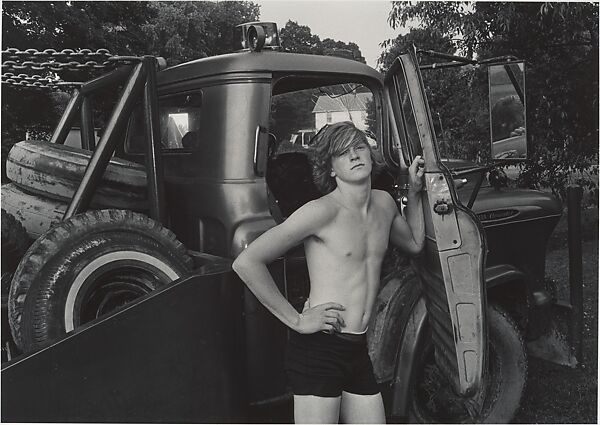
left=312, top=92, right=371, bottom=131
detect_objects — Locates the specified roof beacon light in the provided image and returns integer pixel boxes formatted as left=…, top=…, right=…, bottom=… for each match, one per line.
left=234, top=22, right=280, bottom=52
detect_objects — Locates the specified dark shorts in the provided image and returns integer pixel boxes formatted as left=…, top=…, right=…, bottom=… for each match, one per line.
left=284, top=330, right=379, bottom=397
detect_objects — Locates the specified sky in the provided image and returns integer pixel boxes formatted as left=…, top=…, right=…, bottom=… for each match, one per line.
left=258, top=1, right=405, bottom=69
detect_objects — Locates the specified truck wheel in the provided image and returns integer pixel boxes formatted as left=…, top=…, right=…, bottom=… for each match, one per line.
left=6, top=140, right=148, bottom=210
left=9, top=209, right=192, bottom=352
left=409, top=304, right=527, bottom=423
left=1, top=209, right=31, bottom=291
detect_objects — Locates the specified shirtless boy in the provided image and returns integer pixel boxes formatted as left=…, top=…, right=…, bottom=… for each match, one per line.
left=233, top=121, right=425, bottom=423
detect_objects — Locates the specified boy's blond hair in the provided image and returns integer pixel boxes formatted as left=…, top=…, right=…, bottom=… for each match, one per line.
left=311, top=121, right=382, bottom=194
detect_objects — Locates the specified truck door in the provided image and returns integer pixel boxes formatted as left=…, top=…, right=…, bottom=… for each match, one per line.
left=384, top=48, right=488, bottom=399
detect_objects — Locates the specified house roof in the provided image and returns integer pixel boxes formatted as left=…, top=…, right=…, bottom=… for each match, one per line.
left=312, top=92, right=371, bottom=113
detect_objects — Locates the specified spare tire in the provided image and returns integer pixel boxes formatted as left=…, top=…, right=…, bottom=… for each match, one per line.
left=6, top=140, right=148, bottom=210
left=1, top=209, right=30, bottom=359
left=1, top=209, right=31, bottom=277
left=1, top=183, right=66, bottom=240
left=9, top=209, right=192, bottom=352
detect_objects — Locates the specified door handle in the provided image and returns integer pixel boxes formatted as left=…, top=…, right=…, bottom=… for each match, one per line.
left=433, top=199, right=453, bottom=215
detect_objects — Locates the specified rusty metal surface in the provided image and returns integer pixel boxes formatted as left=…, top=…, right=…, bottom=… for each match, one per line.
left=6, top=141, right=147, bottom=210
left=1, top=184, right=65, bottom=239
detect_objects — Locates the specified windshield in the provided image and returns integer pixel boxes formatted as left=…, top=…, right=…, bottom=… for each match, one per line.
left=270, top=80, right=379, bottom=155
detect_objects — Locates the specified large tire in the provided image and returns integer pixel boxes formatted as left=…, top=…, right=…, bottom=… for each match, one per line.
left=1, top=183, right=66, bottom=240
left=6, top=140, right=148, bottom=210
left=1, top=209, right=31, bottom=278
left=1, top=209, right=31, bottom=360
left=409, top=304, right=527, bottom=423
left=9, top=209, right=192, bottom=352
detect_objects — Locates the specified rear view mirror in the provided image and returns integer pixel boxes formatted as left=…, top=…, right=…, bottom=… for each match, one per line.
left=488, top=62, right=527, bottom=160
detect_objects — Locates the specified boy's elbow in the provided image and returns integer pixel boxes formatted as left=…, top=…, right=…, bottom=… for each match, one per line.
left=232, top=252, right=247, bottom=275
left=232, top=250, right=262, bottom=278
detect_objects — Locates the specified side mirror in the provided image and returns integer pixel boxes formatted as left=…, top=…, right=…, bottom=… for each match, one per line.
left=488, top=62, right=527, bottom=160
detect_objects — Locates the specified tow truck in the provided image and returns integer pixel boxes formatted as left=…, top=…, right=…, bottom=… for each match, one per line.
left=1, top=22, right=575, bottom=422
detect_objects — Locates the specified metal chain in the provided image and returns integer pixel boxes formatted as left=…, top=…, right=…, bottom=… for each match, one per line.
left=1, top=48, right=144, bottom=90
left=1, top=72, right=78, bottom=90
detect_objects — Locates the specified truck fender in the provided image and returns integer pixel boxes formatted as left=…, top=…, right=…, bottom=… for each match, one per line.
left=367, top=271, right=426, bottom=417
left=484, top=264, right=531, bottom=328
left=484, top=264, right=526, bottom=290
left=389, top=297, right=428, bottom=418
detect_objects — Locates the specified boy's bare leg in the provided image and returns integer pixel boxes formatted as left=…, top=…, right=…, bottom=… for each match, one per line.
left=340, top=392, right=386, bottom=424
left=294, top=395, right=341, bottom=424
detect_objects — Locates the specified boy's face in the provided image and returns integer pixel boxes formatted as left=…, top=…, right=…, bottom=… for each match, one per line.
left=330, top=139, right=372, bottom=184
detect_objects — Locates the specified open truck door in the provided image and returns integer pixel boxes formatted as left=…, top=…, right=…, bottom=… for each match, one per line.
left=384, top=48, right=489, bottom=419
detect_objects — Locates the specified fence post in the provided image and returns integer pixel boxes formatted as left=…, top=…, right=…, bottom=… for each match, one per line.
left=567, top=185, right=584, bottom=364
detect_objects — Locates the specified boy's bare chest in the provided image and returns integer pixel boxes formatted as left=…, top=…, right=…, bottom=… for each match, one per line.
left=316, top=208, right=393, bottom=259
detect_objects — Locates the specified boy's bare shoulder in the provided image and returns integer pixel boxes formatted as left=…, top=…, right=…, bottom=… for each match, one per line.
left=290, top=195, right=339, bottom=225
left=371, top=189, right=398, bottom=213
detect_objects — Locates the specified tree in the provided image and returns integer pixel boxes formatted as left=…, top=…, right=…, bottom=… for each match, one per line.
left=2, top=2, right=153, bottom=53
left=379, top=28, right=489, bottom=162
left=141, top=1, right=260, bottom=65
left=387, top=2, right=599, bottom=202
left=279, top=20, right=323, bottom=55
left=378, top=26, right=455, bottom=71
left=280, top=20, right=365, bottom=62
left=270, top=90, right=315, bottom=142
left=321, top=38, right=366, bottom=63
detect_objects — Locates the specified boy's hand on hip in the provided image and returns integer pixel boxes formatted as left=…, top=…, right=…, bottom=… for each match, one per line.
left=409, top=155, right=425, bottom=193
left=296, top=302, right=346, bottom=334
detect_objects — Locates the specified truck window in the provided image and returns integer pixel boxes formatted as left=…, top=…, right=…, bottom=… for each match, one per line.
left=270, top=82, right=378, bottom=155
left=389, top=72, right=423, bottom=162
left=126, top=91, right=203, bottom=153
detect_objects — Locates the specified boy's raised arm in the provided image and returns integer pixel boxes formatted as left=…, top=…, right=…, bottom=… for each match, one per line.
left=390, top=155, right=425, bottom=255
